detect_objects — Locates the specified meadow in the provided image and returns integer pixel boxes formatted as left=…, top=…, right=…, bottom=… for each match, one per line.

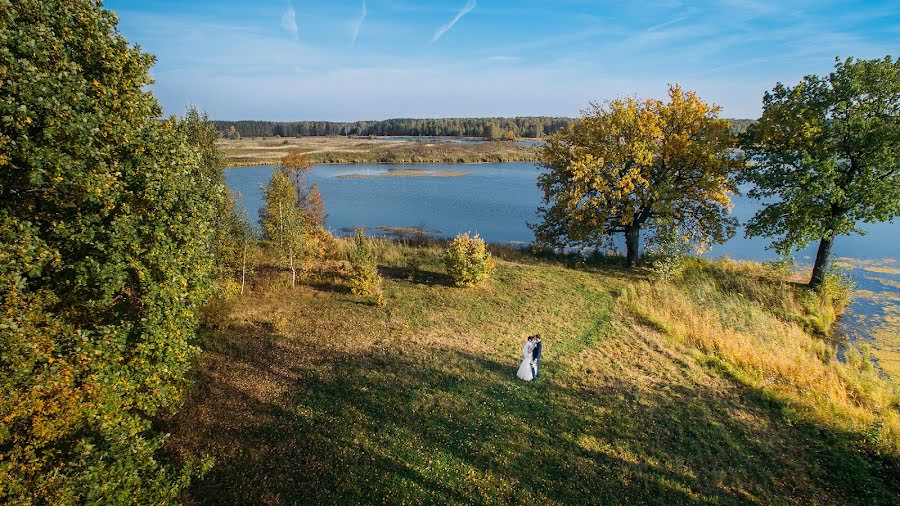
left=219, top=136, right=540, bottom=166
left=162, top=240, right=900, bottom=505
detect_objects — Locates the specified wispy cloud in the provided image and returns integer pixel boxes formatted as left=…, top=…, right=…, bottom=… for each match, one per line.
left=647, top=15, right=690, bottom=32
left=281, top=1, right=298, bottom=40
left=351, top=0, right=367, bottom=47
left=431, top=0, right=476, bottom=44
left=487, top=55, right=521, bottom=62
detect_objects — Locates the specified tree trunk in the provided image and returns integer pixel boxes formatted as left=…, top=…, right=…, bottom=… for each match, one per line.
left=289, top=250, right=296, bottom=288
left=240, top=246, right=246, bottom=295
left=625, top=225, right=641, bottom=268
left=809, top=235, right=834, bottom=289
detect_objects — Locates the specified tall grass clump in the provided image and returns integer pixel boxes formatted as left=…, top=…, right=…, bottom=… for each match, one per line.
left=444, top=233, right=494, bottom=287
left=623, top=258, right=900, bottom=456
left=346, top=229, right=385, bottom=305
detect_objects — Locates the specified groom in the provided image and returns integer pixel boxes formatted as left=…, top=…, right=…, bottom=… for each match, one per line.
left=531, top=334, right=542, bottom=379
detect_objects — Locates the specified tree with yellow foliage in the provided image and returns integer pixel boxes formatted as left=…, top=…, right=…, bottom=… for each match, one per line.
left=533, top=85, right=743, bottom=267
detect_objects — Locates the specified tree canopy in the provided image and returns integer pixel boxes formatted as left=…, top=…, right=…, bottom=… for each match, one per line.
left=742, top=56, right=900, bottom=287
left=1, top=0, right=223, bottom=501
left=533, top=85, right=741, bottom=266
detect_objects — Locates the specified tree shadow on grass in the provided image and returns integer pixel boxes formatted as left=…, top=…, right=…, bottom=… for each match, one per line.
left=379, top=265, right=455, bottom=287
left=161, top=324, right=900, bottom=505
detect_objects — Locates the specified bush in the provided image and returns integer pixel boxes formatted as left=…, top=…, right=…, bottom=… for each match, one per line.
left=444, top=233, right=494, bottom=287
left=347, top=230, right=384, bottom=305
left=648, top=232, right=692, bottom=282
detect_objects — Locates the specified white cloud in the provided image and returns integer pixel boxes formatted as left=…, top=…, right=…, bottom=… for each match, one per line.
left=431, top=0, right=476, bottom=44
left=351, top=0, right=367, bottom=47
left=281, top=2, right=298, bottom=40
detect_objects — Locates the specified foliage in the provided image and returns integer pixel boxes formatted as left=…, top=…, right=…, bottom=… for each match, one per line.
left=215, top=117, right=574, bottom=139
left=533, top=85, right=742, bottom=267
left=213, top=117, right=756, bottom=140
left=0, top=0, right=219, bottom=501
left=647, top=231, right=692, bottom=283
left=741, top=56, right=900, bottom=287
left=261, top=170, right=307, bottom=286
left=347, top=229, right=384, bottom=305
left=483, top=122, right=502, bottom=141
left=444, top=233, right=494, bottom=287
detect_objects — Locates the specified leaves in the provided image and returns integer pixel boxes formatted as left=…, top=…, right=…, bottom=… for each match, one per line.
left=532, top=85, right=741, bottom=258
left=1, top=1, right=221, bottom=502
left=444, top=233, right=494, bottom=287
left=741, top=56, right=900, bottom=284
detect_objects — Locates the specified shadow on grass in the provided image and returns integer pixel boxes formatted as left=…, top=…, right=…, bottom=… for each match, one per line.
left=379, top=265, right=455, bottom=287
left=161, top=321, right=899, bottom=505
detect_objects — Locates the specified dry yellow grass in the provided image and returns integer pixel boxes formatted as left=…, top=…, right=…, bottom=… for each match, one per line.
left=624, top=258, right=900, bottom=456
left=219, top=136, right=538, bottom=166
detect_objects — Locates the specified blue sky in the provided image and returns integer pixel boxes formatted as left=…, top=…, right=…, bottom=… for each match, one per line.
left=104, top=0, right=899, bottom=121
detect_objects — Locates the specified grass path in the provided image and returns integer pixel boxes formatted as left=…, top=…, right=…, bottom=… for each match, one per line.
left=162, top=249, right=899, bottom=504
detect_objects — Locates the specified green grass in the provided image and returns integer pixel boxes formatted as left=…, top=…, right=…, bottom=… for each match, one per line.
left=162, top=243, right=900, bottom=504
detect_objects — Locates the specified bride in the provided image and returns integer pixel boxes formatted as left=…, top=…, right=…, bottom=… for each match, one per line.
left=516, top=336, right=536, bottom=381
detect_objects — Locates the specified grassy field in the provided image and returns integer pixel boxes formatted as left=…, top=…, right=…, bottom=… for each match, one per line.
left=219, top=136, right=540, bottom=166
left=162, top=242, right=900, bottom=504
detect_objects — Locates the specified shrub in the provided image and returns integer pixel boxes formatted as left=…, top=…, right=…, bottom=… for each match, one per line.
left=347, top=230, right=384, bottom=305
left=444, top=233, right=494, bottom=287
left=648, top=232, right=692, bottom=282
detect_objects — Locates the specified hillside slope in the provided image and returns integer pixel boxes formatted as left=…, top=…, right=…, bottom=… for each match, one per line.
left=162, top=244, right=899, bottom=504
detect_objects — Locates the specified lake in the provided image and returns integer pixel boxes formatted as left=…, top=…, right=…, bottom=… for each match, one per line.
left=226, top=162, right=899, bottom=371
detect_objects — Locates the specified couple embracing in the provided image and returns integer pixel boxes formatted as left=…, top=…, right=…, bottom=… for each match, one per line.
left=516, top=334, right=542, bottom=381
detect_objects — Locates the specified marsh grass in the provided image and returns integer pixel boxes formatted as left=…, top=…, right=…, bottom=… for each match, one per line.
left=624, top=258, right=900, bottom=457
left=220, top=137, right=539, bottom=167
left=162, top=243, right=900, bottom=504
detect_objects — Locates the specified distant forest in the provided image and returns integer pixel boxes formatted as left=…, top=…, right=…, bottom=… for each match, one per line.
left=213, top=117, right=757, bottom=139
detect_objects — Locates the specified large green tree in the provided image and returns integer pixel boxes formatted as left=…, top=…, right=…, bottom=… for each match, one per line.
left=1, top=1, right=220, bottom=502
left=533, top=85, right=741, bottom=267
left=742, top=56, right=900, bottom=288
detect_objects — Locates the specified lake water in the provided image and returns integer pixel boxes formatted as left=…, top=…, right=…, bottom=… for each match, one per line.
left=226, top=162, right=899, bottom=370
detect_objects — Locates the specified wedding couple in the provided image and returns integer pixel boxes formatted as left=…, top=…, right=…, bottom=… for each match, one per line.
left=516, top=334, right=542, bottom=381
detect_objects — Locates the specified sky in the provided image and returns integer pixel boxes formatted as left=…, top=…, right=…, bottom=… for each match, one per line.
left=103, top=0, right=899, bottom=121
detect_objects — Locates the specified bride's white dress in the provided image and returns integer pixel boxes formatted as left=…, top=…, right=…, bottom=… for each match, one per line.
left=516, top=341, right=535, bottom=381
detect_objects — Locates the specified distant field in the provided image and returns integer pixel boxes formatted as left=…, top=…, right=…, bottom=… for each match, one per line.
left=220, top=136, right=542, bottom=167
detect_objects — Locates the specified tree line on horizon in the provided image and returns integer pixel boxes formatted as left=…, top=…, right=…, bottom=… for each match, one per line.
left=213, top=117, right=758, bottom=140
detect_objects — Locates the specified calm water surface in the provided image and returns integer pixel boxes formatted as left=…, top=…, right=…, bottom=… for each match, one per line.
left=226, top=162, right=899, bottom=366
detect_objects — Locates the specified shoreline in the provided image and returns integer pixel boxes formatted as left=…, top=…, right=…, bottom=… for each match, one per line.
left=219, top=135, right=542, bottom=167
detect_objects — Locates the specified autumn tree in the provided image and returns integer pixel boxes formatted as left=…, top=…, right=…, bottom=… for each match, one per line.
left=533, top=85, right=741, bottom=267
left=742, top=56, right=900, bottom=288
left=484, top=122, right=501, bottom=141
left=261, top=153, right=333, bottom=286
left=262, top=170, right=307, bottom=287
left=1, top=0, right=221, bottom=501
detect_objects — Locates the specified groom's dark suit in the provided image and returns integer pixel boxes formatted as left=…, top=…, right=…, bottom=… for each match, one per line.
left=532, top=340, right=542, bottom=378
